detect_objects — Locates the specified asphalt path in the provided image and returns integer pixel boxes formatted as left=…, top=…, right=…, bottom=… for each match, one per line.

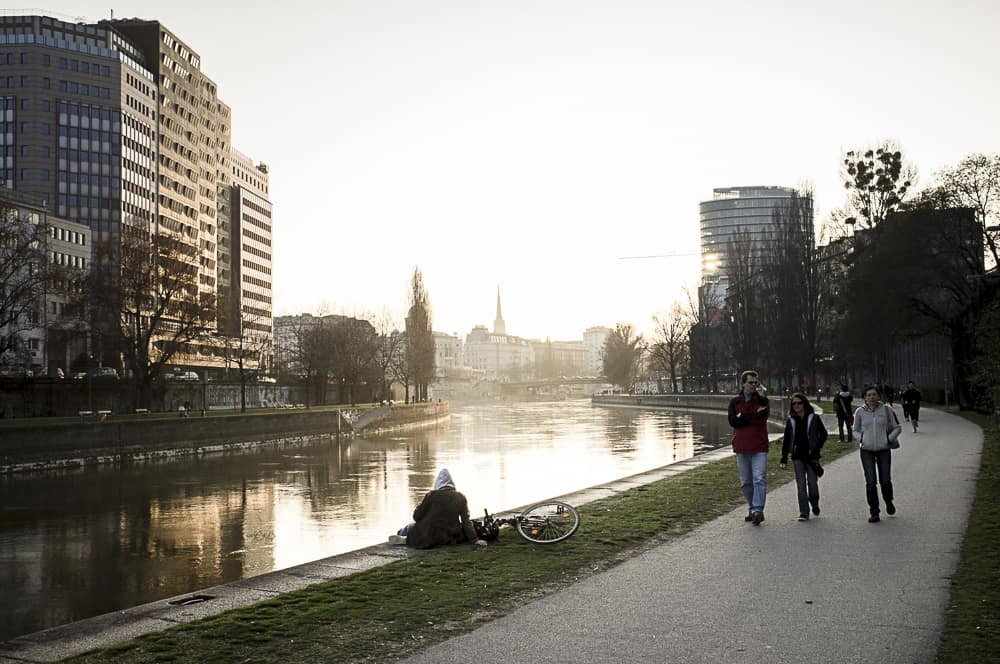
left=403, top=408, right=983, bottom=664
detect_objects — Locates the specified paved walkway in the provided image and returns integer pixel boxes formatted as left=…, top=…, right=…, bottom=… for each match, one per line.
left=403, top=408, right=983, bottom=664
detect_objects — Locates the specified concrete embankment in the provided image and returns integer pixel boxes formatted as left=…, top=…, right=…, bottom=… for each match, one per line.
left=0, top=402, right=449, bottom=474
left=592, top=392, right=791, bottom=423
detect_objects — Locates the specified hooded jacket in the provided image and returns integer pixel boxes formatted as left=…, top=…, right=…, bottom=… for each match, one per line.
left=405, top=469, right=478, bottom=549
left=853, top=403, right=902, bottom=452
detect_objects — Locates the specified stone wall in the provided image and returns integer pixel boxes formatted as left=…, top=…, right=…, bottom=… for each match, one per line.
left=0, top=403, right=449, bottom=473
left=592, top=393, right=791, bottom=424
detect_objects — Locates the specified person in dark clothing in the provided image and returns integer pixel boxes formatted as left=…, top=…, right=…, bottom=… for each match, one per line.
left=901, top=381, right=922, bottom=433
left=728, top=370, right=771, bottom=525
left=390, top=468, right=488, bottom=548
left=780, top=393, right=828, bottom=521
left=833, top=385, right=854, bottom=443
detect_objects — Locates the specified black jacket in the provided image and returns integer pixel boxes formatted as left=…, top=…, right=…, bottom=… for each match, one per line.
left=781, top=412, right=828, bottom=464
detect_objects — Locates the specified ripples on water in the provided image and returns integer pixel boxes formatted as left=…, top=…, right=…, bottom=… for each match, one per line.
left=0, top=399, right=730, bottom=640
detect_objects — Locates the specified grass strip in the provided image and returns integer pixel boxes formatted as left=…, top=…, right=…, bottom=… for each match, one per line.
left=936, top=413, right=999, bottom=664
left=67, top=439, right=859, bottom=664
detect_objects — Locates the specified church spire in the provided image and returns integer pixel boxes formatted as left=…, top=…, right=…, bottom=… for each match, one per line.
left=493, top=287, right=506, bottom=336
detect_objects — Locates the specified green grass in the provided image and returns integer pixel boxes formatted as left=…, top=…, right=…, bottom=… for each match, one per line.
left=60, top=417, right=998, bottom=663
left=66, top=440, right=859, bottom=664
left=936, top=413, right=1000, bottom=664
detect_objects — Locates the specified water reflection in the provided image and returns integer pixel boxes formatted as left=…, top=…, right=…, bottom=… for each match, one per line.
left=0, top=399, right=730, bottom=640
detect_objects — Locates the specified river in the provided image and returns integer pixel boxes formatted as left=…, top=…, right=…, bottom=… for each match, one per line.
left=0, top=399, right=731, bottom=640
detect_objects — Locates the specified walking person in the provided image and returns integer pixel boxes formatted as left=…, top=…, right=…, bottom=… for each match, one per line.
left=780, top=393, right=828, bottom=521
left=833, top=385, right=854, bottom=442
left=901, top=381, right=922, bottom=433
left=728, top=370, right=771, bottom=525
left=853, top=385, right=902, bottom=523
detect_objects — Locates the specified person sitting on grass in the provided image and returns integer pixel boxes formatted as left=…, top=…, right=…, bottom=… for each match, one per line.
left=389, top=468, right=488, bottom=548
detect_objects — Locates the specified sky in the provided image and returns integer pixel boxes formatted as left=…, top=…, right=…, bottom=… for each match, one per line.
left=18, top=0, right=1000, bottom=340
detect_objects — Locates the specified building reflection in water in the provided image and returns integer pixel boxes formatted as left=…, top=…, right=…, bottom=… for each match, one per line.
left=0, top=399, right=731, bottom=640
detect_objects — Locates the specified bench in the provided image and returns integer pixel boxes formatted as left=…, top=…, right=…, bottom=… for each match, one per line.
left=134, top=408, right=150, bottom=415
left=78, top=410, right=93, bottom=418
left=97, top=410, right=112, bottom=421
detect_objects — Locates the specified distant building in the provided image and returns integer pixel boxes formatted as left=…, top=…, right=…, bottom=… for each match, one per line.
left=699, top=186, right=813, bottom=298
left=0, top=188, right=90, bottom=375
left=0, top=13, right=271, bottom=377
left=583, top=326, right=611, bottom=376
left=462, top=290, right=533, bottom=378
left=433, top=331, right=463, bottom=374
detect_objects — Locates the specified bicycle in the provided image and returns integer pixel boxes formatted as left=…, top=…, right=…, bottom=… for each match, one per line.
left=475, top=500, right=581, bottom=544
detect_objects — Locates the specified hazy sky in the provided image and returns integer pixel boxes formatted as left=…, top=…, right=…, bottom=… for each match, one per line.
left=22, top=0, right=1000, bottom=340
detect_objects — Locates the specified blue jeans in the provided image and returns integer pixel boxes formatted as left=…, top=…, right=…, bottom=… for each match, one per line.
left=860, top=449, right=893, bottom=515
left=736, top=452, right=769, bottom=513
left=792, top=458, right=820, bottom=516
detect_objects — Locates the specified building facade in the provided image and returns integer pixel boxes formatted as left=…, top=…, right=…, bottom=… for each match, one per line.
left=0, top=14, right=271, bottom=377
left=698, top=186, right=813, bottom=297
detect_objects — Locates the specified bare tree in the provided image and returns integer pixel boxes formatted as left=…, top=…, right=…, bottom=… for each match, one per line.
left=725, top=232, right=762, bottom=373
left=222, top=299, right=272, bottom=412
left=841, top=140, right=917, bottom=228
left=758, top=188, right=828, bottom=390
left=648, top=303, right=690, bottom=394
left=685, top=282, right=727, bottom=393
left=0, top=201, right=50, bottom=363
left=80, top=228, right=216, bottom=409
left=370, top=309, right=405, bottom=402
left=926, top=153, right=1000, bottom=267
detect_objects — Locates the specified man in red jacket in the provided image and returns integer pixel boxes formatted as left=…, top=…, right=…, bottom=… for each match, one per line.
left=728, top=370, right=771, bottom=525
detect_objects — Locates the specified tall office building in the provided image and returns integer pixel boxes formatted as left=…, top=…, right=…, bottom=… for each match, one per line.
left=0, top=14, right=272, bottom=375
left=698, top=186, right=813, bottom=299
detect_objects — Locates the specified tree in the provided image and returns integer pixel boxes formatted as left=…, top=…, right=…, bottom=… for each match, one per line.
left=840, top=207, right=990, bottom=409
left=602, top=323, right=645, bottom=391
left=328, top=316, right=379, bottom=405
left=80, top=228, right=216, bottom=409
left=685, top=282, right=727, bottom=393
left=725, top=232, right=762, bottom=373
left=927, top=153, right=1000, bottom=267
left=405, top=267, right=435, bottom=402
left=0, top=201, right=50, bottom=362
left=371, top=310, right=405, bottom=402
left=648, top=303, right=689, bottom=394
left=841, top=140, right=916, bottom=228
left=758, top=188, right=828, bottom=390
left=222, top=300, right=272, bottom=413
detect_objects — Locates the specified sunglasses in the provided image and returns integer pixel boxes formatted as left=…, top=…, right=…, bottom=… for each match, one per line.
left=791, top=401, right=805, bottom=406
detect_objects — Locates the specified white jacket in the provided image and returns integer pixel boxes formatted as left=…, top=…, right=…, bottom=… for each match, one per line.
left=853, top=403, right=902, bottom=452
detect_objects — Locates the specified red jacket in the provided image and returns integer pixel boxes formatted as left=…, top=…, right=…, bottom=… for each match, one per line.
left=727, top=392, right=771, bottom=454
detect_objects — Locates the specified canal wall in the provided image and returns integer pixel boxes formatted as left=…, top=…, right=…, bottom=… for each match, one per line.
left=0, top=402, right=449, bottom=474
left=592, top=393, right=791, bottom=424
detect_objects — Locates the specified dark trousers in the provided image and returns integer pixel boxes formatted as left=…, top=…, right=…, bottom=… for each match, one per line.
left=836, top=414, right=853, bottom=441
left=860, top=449, right=893, bottom=515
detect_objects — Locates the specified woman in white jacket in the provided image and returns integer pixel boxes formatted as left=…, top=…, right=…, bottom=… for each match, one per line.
left=853, top=385, right=902, bottom=523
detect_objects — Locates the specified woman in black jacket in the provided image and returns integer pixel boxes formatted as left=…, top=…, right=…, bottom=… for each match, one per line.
left=780, top=393, right=829, bottom=521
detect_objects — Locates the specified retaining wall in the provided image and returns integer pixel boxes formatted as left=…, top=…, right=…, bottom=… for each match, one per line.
left=0, top=402, right=449, bottom=473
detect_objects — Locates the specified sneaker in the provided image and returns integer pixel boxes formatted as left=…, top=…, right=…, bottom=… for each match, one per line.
left=798, top=514, right=809, bottom=522
left=387, top=534, right=407, bottom=545
left=868, top=514, right=880, bottom=523
left=812, top=505, right=820, bottom=516
left=886, top=501, right=896, bottom=515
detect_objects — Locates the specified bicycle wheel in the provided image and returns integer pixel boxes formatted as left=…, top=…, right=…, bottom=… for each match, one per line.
left=515, top=501, right=580, bottom=544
